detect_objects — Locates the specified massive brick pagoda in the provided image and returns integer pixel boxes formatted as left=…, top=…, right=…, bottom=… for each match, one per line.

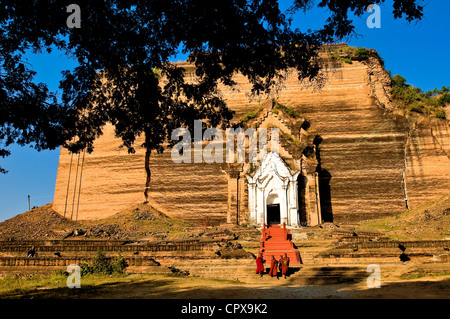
left=53, top=45, right=450, bottom=226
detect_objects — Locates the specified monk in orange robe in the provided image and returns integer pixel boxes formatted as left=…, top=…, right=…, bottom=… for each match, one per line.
left=268, top=256, right=279, bottom=278
left=281, top=253, right=290, bottom=278
left=256, top=253, right=265, bottom=277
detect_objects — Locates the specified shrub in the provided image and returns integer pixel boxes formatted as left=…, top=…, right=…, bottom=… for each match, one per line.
left=241, top=111, right=257, bottom=122
left=283, top=133, right=295, bottom=143
left=425, top=86, right=450, bottom=97
left=341, top=58, right=352, bottom=64
left=438, top=93, right=450, bottom=106
left=273, top=102, right=299, bottom=118
left=79, top=250, right=127, bottom=276
left=111, top=254, right=127, bottom=274
left=435, top=109, right=446, bottom=119
left=390, top=73, right=449, bottom=120
left=391, top=74, right=407, bottom=88
left=80, top=260, right=93, bottom=276
left=407, top=101, right=425, bottom=114
left=92, top=250, right=112, bottom=274
left=391, top=75, right=424, bottom=104
left=355, top=47, right=369, bottom=59
left=342, top=46, right=356, bottom=55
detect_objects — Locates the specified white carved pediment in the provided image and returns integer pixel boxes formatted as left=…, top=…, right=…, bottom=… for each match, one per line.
left=248, top=151, right=297, bottom=184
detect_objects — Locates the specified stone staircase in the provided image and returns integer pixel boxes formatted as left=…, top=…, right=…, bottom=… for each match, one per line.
left=259, top=225, right=302, bottom=265
left=2, top=232, right=449, bottom=286
left=169, top=258, right=368, bottom=285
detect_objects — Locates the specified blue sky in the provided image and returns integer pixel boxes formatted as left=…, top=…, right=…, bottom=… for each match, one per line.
left=0, top=0, right=449, bottom=222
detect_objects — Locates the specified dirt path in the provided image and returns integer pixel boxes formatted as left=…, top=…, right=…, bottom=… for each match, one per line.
left=94, top=276, right=450, bottom=299
left=6, top=272, right=447, bottom=299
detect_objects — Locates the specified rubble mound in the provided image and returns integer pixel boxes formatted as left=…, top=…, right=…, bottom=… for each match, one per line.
left=360, top=193, right=450, bottom=240
left=69, top=203, right=194, bottom=240
left=0, top=203, right=195, bottom=241
left=0, top=203, right=77, bottom=240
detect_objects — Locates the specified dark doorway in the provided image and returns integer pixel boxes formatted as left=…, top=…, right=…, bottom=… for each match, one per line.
left=313, top=135, right=333, bottom=223
left=318, top=168, right=333, bottom=223
left=267, top=204, right=280, bottom=225
left=297, top=174, right=308, bottom=226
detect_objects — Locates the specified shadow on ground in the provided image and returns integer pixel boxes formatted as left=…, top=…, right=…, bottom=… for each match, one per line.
left=2, top=274, right=449, bottom=299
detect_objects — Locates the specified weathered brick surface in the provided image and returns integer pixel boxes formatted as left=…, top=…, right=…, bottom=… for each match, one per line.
left=53, top=59, right=450, bottom=224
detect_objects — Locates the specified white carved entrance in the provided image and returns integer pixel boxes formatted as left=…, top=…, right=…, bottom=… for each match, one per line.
left=246, top=152, right=300, bottom=227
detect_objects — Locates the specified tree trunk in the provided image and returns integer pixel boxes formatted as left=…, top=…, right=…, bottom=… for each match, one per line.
left=144, top=147, right=151, bottom=204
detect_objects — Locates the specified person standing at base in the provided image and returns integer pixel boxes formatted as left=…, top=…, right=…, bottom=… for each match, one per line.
left=256, top=253, right=265, bottom=277
left=281, top=253, right=290, bottom=279
left=268, top=255, right=279, bottom=279
left=278, top=255, right=283, bottom=273
left=27, top=246, right=36, bottom=258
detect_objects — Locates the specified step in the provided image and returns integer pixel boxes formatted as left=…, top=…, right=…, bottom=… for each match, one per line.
left=181, top=264, right=368, bottom=285
left=261, top=248, right=298, bottom=253
left=262, top=250, right=298, bottom=254
left=262, top=254, right=299, bottom=258
left=261, top=251, right=299, bottom=257
left=261, top=244, right=296, bottom=249
left=261, top=255, right=301, bottom=264
left=259, top=226, right=301, bottom=264
left=262, top=248, right=298, bottom=252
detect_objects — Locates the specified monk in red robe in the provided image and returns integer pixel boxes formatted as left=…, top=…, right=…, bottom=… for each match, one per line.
left=281, top=253, right=290, bottom=278
left=255, top=253, right=265, bottom=277
left=268, top=255, right=279, bottom=278
left=278, top=255, right=283, bottom=272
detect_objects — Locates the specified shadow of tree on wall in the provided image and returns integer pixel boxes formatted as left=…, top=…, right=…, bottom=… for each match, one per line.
left=318, top=168, right=333, bottom=223
left=314, top=134, right=333, bottom=223
left=297, top=174, right=308, bottom=226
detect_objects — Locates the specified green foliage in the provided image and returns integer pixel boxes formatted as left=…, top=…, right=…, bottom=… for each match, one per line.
left=407, top=101, right=426, bottom=114
left=328, top=46, right=367, bottom=63
left=391, top=74, right=407, bottom=88
left=52, top=269, right=68, bottom=276
left=435, top=109, right=446, bottom=119
left=283, top=133, right=295, bottom=143
left=273, top=102, right=299, bottom=118
left=425, top=86, right=450, bottom=97
left=341, top=46, right=356, bottom=55
left=272, top=109, right=279, bottom=115
left=438, top=93, right=450, bottom=106
left=329, top=50, right=340, bottom=61
left=80, top=260, right=93, bottom=276
left=340, top=58, right=353, bottom=64
left=111, top=255, right=128, bottom=274
left=355, top=47, right=369, bottom=59
left=80, top=250, right=127, bottom=276
left=241, top=111, right=257, bottom=122
left=92, top=250, right=112, bottom=274
left=0, top=1, right=425, bottom=174
left=390, top=74, right=448, bottom=119
left=400, top=270, right=450, bottom=280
